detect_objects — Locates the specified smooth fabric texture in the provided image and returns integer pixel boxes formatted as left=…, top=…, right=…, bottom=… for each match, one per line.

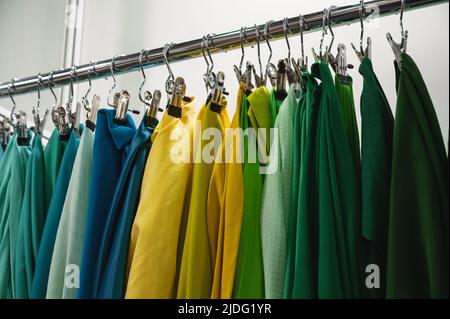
left=260, top=85, right=296, bottom=299
left=46, top=128, right=94, bottom=299
left=233, top=86, right=270, bottom=299
left=387, top=53, right=449, bottom=298
left=283, top=73, right=320, bottom=298
left=96, top=116, right=157, bottom=299
left=31, top=130, right=81, bottom=299
left=0, top=134, right=32, bottom=298
left=268, top=89, right=287, bottom=128
left=334, top=74, right=365, bottom=297
left=15, top=131, right=67, bottom=299
left=14, top=135, right=46, bottom=299
left=208, top=84, right=245, bottom=299
left=312, top=63, right=362, bottom=298
left=335, top=75, right=361, bottom=179
left=43, top=129, right=69, bottom=208
left=177, top=98, right=230, bottom=299
left=78, top=109, right=136, bottom=299
left=359, top=58, right=394, bottom=299
left=125, top=97, right=196, bottom=299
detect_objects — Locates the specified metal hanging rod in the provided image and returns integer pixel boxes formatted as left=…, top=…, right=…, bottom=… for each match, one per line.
left=0, top=0, right=447, bottom=97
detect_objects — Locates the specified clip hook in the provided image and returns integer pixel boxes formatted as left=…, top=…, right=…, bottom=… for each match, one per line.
left=233, top=26, right=248, bottom=83
left=386, top=0, right=408, bottom=66
left=283, top=18, right=292, bottom=66
left=81, top=60, right=95, bottom=109
left=8, top=79, right=17, bottom=123
left=32, top=74, right=50, bottom=136
left=254, top=24, right=264, bottom=86
left=48, top=68, right=62, bottom=108
left=351, top=0, right=372, bottom=61
left=163, top=43, right=176, bottom=95
left=107, top=55, right=121, bottom=107
left=138, top=48, right=153, bottom=106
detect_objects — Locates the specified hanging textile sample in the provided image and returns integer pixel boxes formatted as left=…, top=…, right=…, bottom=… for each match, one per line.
left=46, top=128, right=94, bottom=299
left=78, top=109, right=136, bottom=298
left=96, top=115, right=159, bottom=299
left=125, top=96, right=196, bottom=299
left=387, top=53, right=449, bottom=299
left=233, top=86, right=270, bottom=299
left=31, top=130, right=81, bottom=299
left=208, top=83, right=247, bottom=299
left=0, top=133, right=32, bottom=298
left=261, top=84, right=297, bottom=299
left=359, top=58, right=394, bottom=298
left=177, top=96, right=230, bottom=298
left=283, top=73, right=320, bottom=299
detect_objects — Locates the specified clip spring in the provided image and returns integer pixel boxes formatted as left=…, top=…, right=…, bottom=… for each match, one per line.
left=167, top=77, right=186, bottom=118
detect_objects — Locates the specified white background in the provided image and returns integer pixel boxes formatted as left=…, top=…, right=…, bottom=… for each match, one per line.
left=0, top=0, right=449, bottom=150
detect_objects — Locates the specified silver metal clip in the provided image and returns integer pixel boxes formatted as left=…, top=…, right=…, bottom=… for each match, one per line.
left=167, top=77, right=186, bottom=118
left=386, top=0, right=408, bottom=67
left=330, top=44, right=354, bottom=77
left=113, top=90, right=130, bottom=123
left=243, top=62, right=255, bottom=92
left=352, top=37, right=372, bottom=62
left=15, top=111, right=29, bottom=145
left=275, top=59, right=287, bottom=93
left=0, top=117, right=11, bottom=148
left=67, top=101, right=81, bottom=133
left=51, top=105, right=69, bottom=136
left=32, top=74, right=50, bottom=136
left=351, top=1, right=372, bottom=62
left=212, top=71, right=226, bottom=104
left=87, top=94, right=101, bottom=124
left=148, top=90, right=162, bottom=119
left=387, top=31, right=407, bottom=67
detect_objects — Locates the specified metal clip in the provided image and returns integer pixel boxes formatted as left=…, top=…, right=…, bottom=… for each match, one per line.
left=330, top=44, right=354, bottom=77
left=84, top=94, right=100, bottom=131
left=211, top=71, right=227, bottom=106
left=0, top=118, right=11, bottom=148
left=352, top=37, right=372, bottom=62
left=51, top=105, right=69, bottom=136
left=275, top=59, right=288, bottom=93
left=67, top=101, right=81, bottom=134
left=252, top=66, right=265, bottom=88
left=351, top=0, right=372, bottom=62
left=16, top=111, right=29, bottom=145
left=32, top=74, right=50, bottom=136
left=167, top=77, right=186, bottom=118
left=387, top=0, right=408, bottom=66
left=243, top=62, right=255, bottom=92
left=266, top=63, right=277, bottom=88
left=32, top=108, right=49, bottom=136
left=387, top=32, right=407, bottom=67
left=148, top=90, right=162, bottom=119
left=113, top=90, right=130, bottom=124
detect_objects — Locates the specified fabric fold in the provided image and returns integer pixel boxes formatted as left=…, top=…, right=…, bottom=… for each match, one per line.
left=387, top=53, right=449, bottom=298
left=78, top=109, right=136, bottom=298
left=125, top=97, right=196, bottom=299
left=96, top=116, right=158, bottom=299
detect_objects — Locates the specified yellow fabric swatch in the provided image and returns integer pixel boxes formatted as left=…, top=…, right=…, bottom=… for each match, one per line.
left=125, top=97, right=196, bottom=299
left=177, top=97, right=230, bottom=298
left=208, top=84, right=246, bottom=298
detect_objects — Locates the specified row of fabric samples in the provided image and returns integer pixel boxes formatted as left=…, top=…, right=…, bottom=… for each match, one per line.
left=259, top=45, right=449, bottom=298
left=0, top=65, right=164, bottom=299
left=0, top=27, right=448, bottom=300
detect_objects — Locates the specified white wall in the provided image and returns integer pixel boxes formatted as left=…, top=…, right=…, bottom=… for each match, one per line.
left=1, top=0, right=449, bottom=149
left=0, top=0, right=66, bottom=138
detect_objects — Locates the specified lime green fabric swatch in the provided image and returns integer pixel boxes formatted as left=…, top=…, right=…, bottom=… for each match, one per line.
left=234, top=86, right=270, bottom=299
